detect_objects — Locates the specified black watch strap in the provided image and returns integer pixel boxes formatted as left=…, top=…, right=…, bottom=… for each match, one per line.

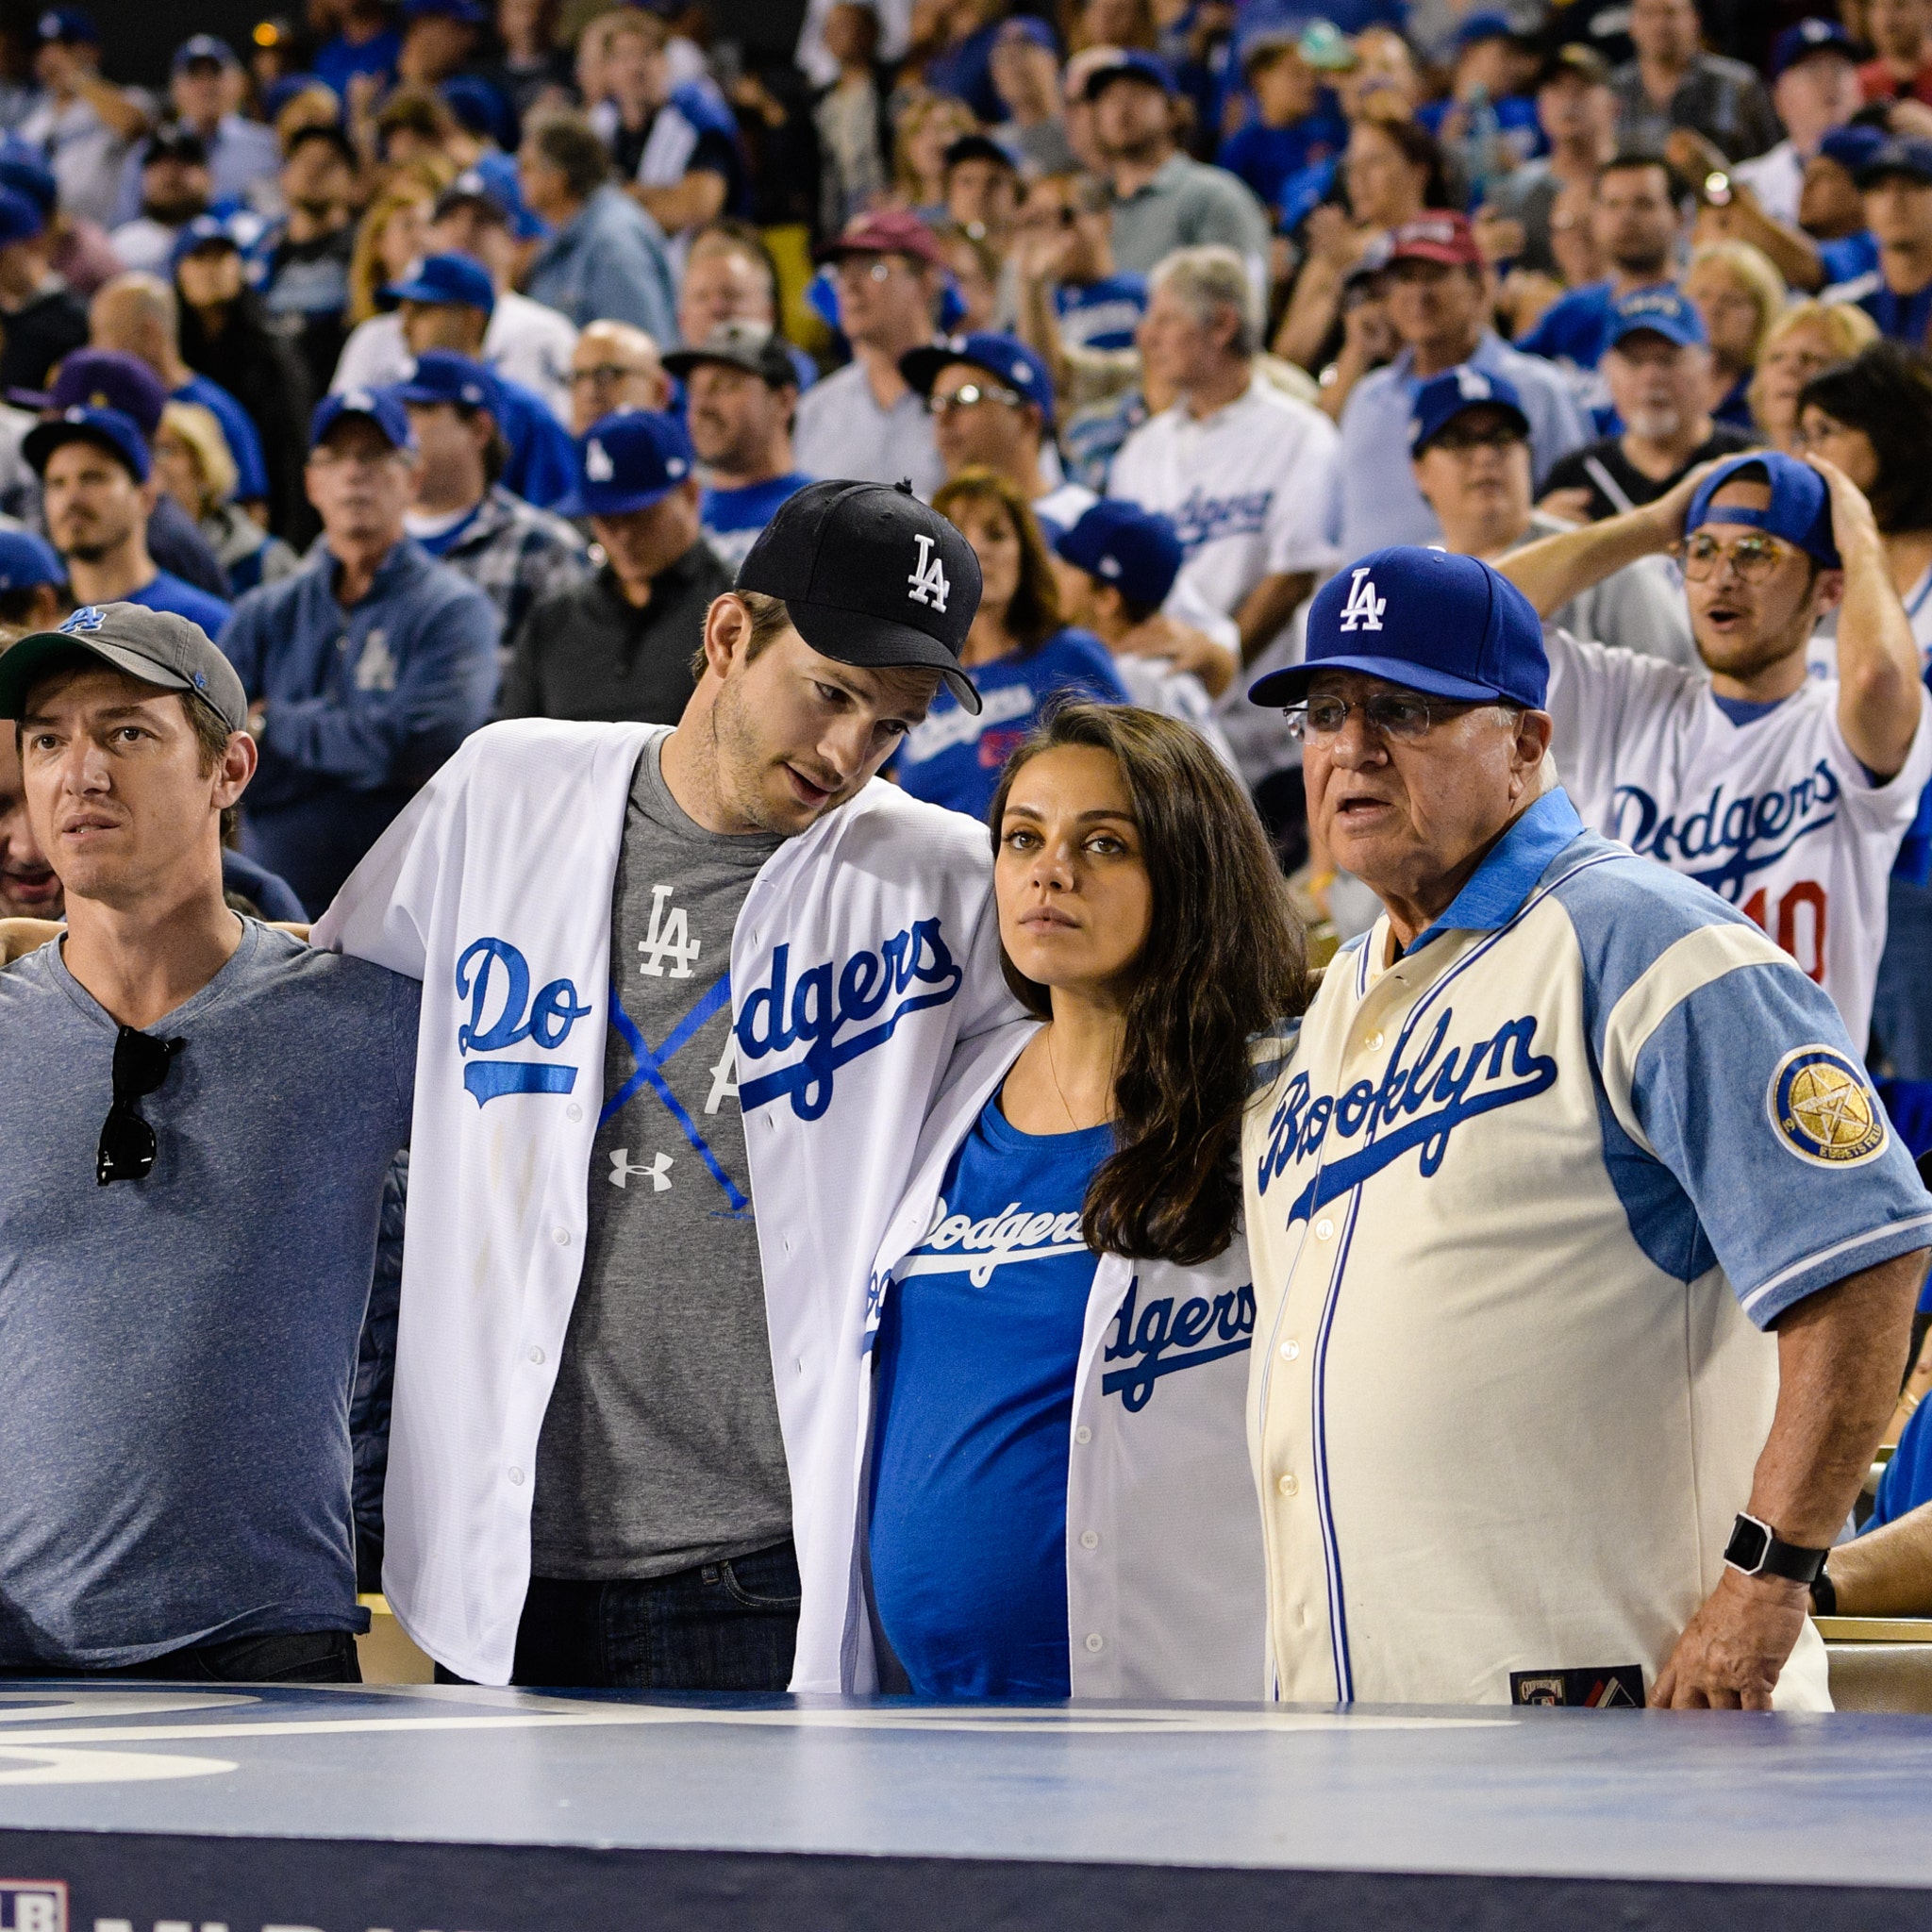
left=1725, top=1511, right=1829, bottom=1587
left=1809, top=1564, right=1838, bottom=1616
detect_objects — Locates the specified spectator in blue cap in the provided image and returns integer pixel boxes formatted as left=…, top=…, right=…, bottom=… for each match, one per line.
left=384, top=251, right=576, bottom=508
left=1488, top=46, right=1617, bottom=283
left=1800, top=125, right=1889, bottom=291
left=1824, top=137, right=1932, bottom=343
left=0, top=187, right=88, bottom=393
left=1722, top=21, right=1863, bottom=230
left=108, top=36, right=281, bottom=233
left=0, top=140, right=115, bottom=302
left=108, top=125, right=214, bottom=277
left=18, top=8, right=148, bottom=229
left=216, top=388, right=502, bottom=913
left=395, top=348, right=587, bottom=639
left=48, top=347, right=234, bottom=599
left=1539, top=288, right=1756, bottom=524
left=900, top=330, right=1096, bottom=534
left=1087, top=50, right=1272, bottom=285
left=499, top=406, right=727, bottom=724
left=0, top=526, right=68, bottom=632
left=1501, top=445, right=1932, bottom=1056
left=988, top=15, right=1074, bottom=176
left=519, top=109, right=679, bottom=345
left=24, top=405, right=232, bottom=635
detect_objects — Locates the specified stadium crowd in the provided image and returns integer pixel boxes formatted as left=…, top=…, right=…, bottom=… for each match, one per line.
left=7, top=0, right=1932, bottom=1706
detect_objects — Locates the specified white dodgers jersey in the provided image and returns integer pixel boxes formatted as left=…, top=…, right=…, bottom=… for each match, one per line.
left=1546, top=627, right=1932, bottom=1053
left=1242, top=791, right=1932, bottom=1709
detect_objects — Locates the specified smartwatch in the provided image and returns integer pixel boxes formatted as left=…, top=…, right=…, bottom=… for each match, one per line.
left=1724, top=1511, right=1828, bottom=1587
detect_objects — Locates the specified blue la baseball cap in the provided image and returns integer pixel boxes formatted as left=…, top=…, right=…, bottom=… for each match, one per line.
left=174, top=33, right=238, bottom=71
left=469, top=151, right=547, bottom=241
left=1054, top=501, right=1183, bottom=610
left=0, top=145, right=56, bottom=216
left=1686, top=452, right=1840, bottom=569
left=24, top=406, right=152, bottom=483
left=0, top=187, right=44, bottom=249
left=1408, top=366, right=1530, bottom=455
left=1770, top=17, right=1856, bottom=77
left=0, top=527, right=64, bottom=591
left=36, top=8, right=95, bottom=44
left=1607, top=285, right=1706, bottom=352
left=557, top=409, right=695, bottom=519
left=1857, top=135, right=1932, bottom=188
left=899, top=330, right=1057, bottom=428
left=1084, top=49, right=1174, bottom=100
left=381, top=250, right=496, bottom=317
left=309, top=386, right=416, bottom=452
left=1249, top=547, right=1548, bottom=709
left=394, top=348, right=504, bottom=421
left=168, top=208, right=247, bottom=272
left=1820, top=125, right=1889, bottom=176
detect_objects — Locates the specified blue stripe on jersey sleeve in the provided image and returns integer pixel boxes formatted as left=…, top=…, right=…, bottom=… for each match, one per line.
left=1628, top=963, right=1932, bottom=1326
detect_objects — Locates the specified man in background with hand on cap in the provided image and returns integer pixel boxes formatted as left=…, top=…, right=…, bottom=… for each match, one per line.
left=1337, top=209, right=1587, bottom=557
left=26, top=403, right=230, bottom=635
left=314, top=478, right=1023, bottom=1692
left=19, top=9, right=148, bottom=231
left=663, top=322, right=811, bottom=571
left=394, top=351, right=588, bottom=640
left=500, top=406, right=728, bottom=724
left=0, top=602, right=418, bottom=1682
left=1502, top=448, right=1932, bottom=1055
left=1243, top=543, right=1932, bottom=1712
left=1540, top=288, right=1757, bottom=524
left=110, top=36, right=280, bottom=226
left=216, top=388, right=500, bottom=916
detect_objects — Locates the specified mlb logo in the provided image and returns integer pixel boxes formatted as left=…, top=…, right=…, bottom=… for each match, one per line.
left=0, top=1881, right=66, bottom=1931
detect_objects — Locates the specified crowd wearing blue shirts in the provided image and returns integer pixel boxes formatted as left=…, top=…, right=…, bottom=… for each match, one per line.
left=12, top=0, right=1932, bottom=1676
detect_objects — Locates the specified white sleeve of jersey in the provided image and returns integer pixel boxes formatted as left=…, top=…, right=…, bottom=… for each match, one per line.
left=1544, top=625, right=1699, bottom=825
left=1263, top=406, right=1341, bottom=576
left=1828, top=680, right=1932, bottom=831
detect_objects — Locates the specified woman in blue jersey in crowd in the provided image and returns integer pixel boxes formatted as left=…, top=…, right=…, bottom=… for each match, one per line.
left=808, top=706, right=1305, bottom=1702
left=890, top=467, right=1128, bottom=822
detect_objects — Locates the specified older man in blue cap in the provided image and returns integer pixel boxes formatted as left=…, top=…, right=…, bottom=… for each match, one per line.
left=1243, top=541, right=1932, bottom=1713
left=217, top=388, right=500, bottom=914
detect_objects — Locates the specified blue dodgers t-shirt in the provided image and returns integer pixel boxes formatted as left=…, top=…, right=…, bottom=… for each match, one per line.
left=128, top=568, right=232, bottom=635
left=0, top=922, right=418, bottom=1667
left=868, top=1093, right=1113, bottom=1698
left=891, top=627, right=1128, bottom=822
left=701, top=471, right=812, bottom=572
left=1869, top=1397, right=1932, bottom=1528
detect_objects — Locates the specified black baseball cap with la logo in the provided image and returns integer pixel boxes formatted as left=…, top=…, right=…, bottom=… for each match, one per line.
left=736, top=478, right=984, bottom=713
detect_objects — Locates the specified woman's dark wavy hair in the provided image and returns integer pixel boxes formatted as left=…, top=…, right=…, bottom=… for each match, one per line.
left=1797, top=340, right=1932, bottom=535
left=987, top=703, right=1308, bottom=1266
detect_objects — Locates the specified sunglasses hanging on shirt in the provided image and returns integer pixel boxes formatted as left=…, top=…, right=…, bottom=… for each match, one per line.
left=96, top=1024, right=185, bottom=1187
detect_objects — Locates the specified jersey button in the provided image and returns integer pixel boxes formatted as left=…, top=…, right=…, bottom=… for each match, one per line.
left=552, top=1227, right=571, bottom=1246
left=1084, top=1632, right=1105, bottom=1654
left=1079, top=1530, right=1100, bottom=1550
left=1280, top=1339, right=1300, bottom=1362
left=1276, top=1473, right=1299, bottom=1498
left=1314, top=1217, right=1334, bottom=1241
left=1365, top=1030, right=1384, bottom=1050
left=1074, top=1425, right=1092, bottom=1444
left=508, top=1465, right=525, bottom=1486
left=527, top=1345, right=545, bottom=1365
left=566, top=1103, right=583, bottom=1123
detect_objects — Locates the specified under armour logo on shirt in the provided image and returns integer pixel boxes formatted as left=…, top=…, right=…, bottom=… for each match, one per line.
left=1338, top=567, right=1387, bottom=633
left=908, top=532, right=950, bottom=611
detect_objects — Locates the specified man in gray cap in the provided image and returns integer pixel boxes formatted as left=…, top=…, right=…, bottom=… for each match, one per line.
left=0, top=603, right=418, bottom=1682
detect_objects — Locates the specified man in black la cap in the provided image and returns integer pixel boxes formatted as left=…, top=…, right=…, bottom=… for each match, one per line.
left=312, top=475, right=1018, bottom=1695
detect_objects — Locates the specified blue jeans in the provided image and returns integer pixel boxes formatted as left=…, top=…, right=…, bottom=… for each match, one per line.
left=511, top=1541, right=801, bottom=1691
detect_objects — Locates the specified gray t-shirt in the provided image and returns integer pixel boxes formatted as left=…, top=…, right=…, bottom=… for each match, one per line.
left=0, top=922, right=417, bottom=1667
left=530, top=741, right=791, bottom=1577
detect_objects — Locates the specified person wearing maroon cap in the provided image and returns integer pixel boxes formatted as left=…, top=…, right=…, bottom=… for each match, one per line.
left=792, top=208, right=949, bottom=498
left=1337, top=209, right=1589, bottom=555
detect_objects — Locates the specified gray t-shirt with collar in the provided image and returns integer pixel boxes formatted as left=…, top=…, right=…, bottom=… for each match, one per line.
left=530, top=739, right=794, bottom=1578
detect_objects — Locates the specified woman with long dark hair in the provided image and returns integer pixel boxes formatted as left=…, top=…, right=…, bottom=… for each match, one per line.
left=798, top=704, right=1306, bottom=1700
left=1797, top=340, right=1932, bottom=1075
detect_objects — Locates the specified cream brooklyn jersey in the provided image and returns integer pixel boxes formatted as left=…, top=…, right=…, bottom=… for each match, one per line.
left=1241, top=791, right=1932, bottom=1709
left=1107, top=377, right=1341, bottom=622
left=1545, top=627, right=1932, bottom=1053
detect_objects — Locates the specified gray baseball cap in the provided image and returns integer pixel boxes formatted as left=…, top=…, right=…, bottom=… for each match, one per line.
left=0, top=601, right=249, bottom=731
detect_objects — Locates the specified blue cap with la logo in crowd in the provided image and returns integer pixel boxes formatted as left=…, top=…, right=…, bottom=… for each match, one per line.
left=555, top=408, right=694, bottom=518
left=736, top=478, right=984, bottom=712
left=1248, top=545, right=1548, bottom=709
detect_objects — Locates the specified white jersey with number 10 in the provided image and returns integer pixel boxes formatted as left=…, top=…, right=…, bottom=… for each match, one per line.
left=1544, top=626, right=1932, bottom=1056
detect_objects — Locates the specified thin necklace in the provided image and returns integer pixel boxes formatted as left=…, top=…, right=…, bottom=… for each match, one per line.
left=1045, top=1026, right=1099, bottom=1132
